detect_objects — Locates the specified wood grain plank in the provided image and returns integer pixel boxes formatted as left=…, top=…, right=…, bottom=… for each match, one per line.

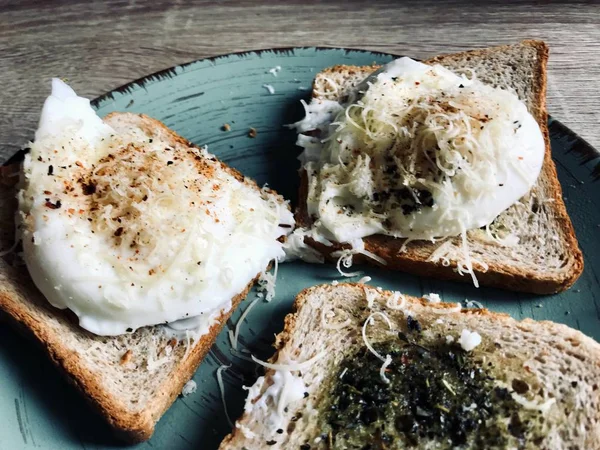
left=1, top=0, right=599, bottom=160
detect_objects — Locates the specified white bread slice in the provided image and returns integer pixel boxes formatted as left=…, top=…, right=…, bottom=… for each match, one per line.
left=296, top=41, right=583, bottom=294
left=0, top=113, right=289, bottom=442
left=220, top=283, right=600, bottom=449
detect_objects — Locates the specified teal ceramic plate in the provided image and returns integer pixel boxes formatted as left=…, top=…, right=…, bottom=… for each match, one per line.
left=1, top=48, right=599, bottom=450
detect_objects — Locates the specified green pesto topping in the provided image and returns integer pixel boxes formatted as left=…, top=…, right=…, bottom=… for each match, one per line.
left=317, top=335, right=543, bottom=449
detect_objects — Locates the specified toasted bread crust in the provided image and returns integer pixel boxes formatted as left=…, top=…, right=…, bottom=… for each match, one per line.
left=0, top=112, right=286, bottom=442
left=298, top=41, right=583, bottom=294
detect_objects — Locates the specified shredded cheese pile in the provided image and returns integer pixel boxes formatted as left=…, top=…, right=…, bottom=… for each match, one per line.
left=293, top=59, right=545, bottom=286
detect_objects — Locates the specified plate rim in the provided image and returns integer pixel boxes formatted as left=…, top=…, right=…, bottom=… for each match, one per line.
left=89, top=46, right=402, bottom=108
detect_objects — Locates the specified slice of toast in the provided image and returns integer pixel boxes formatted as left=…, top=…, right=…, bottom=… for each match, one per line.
left=220, top=283, right=600, bottom=449
left=296, top=41, right=583, bottom=294
left=0, top=112, right=289, bottom=442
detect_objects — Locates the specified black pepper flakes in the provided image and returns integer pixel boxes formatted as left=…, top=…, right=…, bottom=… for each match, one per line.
left=167, top=161, right=174, bottom=166
left=407, top=315, right=422, bottom=332
left=48, top=165, right=54, bottom=175
left=266, top=440, right=277, bottom=446
left=114, top=227, right=124, bottom=237
left=45, top=200, right=61, bottom=209
left=82, top=182, right=96, bottom=195
left=511, top=379, right=529, bottom=394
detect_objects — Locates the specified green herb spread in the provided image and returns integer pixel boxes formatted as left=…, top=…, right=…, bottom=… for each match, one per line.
left=316, top=334, right=543, bottom=449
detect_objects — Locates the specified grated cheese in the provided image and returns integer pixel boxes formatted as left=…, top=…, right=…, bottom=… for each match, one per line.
left=281, top=227, right=326, bottom=263
left=361, top=312, right=393, bottom=362
left=363, top=285, right=378, bottom=309
left=181, top=379, right=197, bottom=397
left=251, top=351, right=327, bottom=372
left=333, top=249, right=362, bottom=277
left=423, top=293, right=441, bottom=303
left=458, top=329, right=482, bottom=351
left=146, top=336, right=172, bottom=372
left=457, top=229, right=480, bottom=287
left=511, top=393, right=556, bottom=415
left=331, top=238, right=387, bottom=278
left=385, top=291, right=407, bottom=310
left=465, top=299, right=484, bottom=309
left=379, top=354, right=393, bottom=384
left=495, top=380, right=557, bottom=415
left=217, top=364, right=234, bottom=428
left=320, top=306, right=352, bottom=330
left=236, top=423, right=256, bottom=439
left=262, top=84, right=275, bottom=94
left=229, top=348, right=256, bottom=363
left=268, top=66, right=282, bottom=76
left=247, top=352, right=323, bottom=432
left=258, top=258, right=278, bottom=302
left=229, top=295, right=261, bottom=351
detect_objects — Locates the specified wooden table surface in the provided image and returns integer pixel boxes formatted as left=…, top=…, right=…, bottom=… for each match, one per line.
left=1, top=0, right=599, bottom=162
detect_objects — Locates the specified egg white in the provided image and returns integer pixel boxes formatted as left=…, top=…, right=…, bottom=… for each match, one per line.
left=18, top=79, right=293, bottom=336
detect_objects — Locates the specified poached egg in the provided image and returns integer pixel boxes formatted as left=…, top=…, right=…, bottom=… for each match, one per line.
left=294, top=58, right=545, bottom=243
left=18, top=79, right=293, bottom=336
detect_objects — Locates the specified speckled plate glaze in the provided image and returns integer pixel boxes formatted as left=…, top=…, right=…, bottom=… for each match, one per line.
left=1, top=48, right=599, bottom=450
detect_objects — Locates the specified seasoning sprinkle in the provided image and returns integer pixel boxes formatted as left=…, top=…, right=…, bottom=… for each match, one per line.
left=45, top=200, right=61, bottom=209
